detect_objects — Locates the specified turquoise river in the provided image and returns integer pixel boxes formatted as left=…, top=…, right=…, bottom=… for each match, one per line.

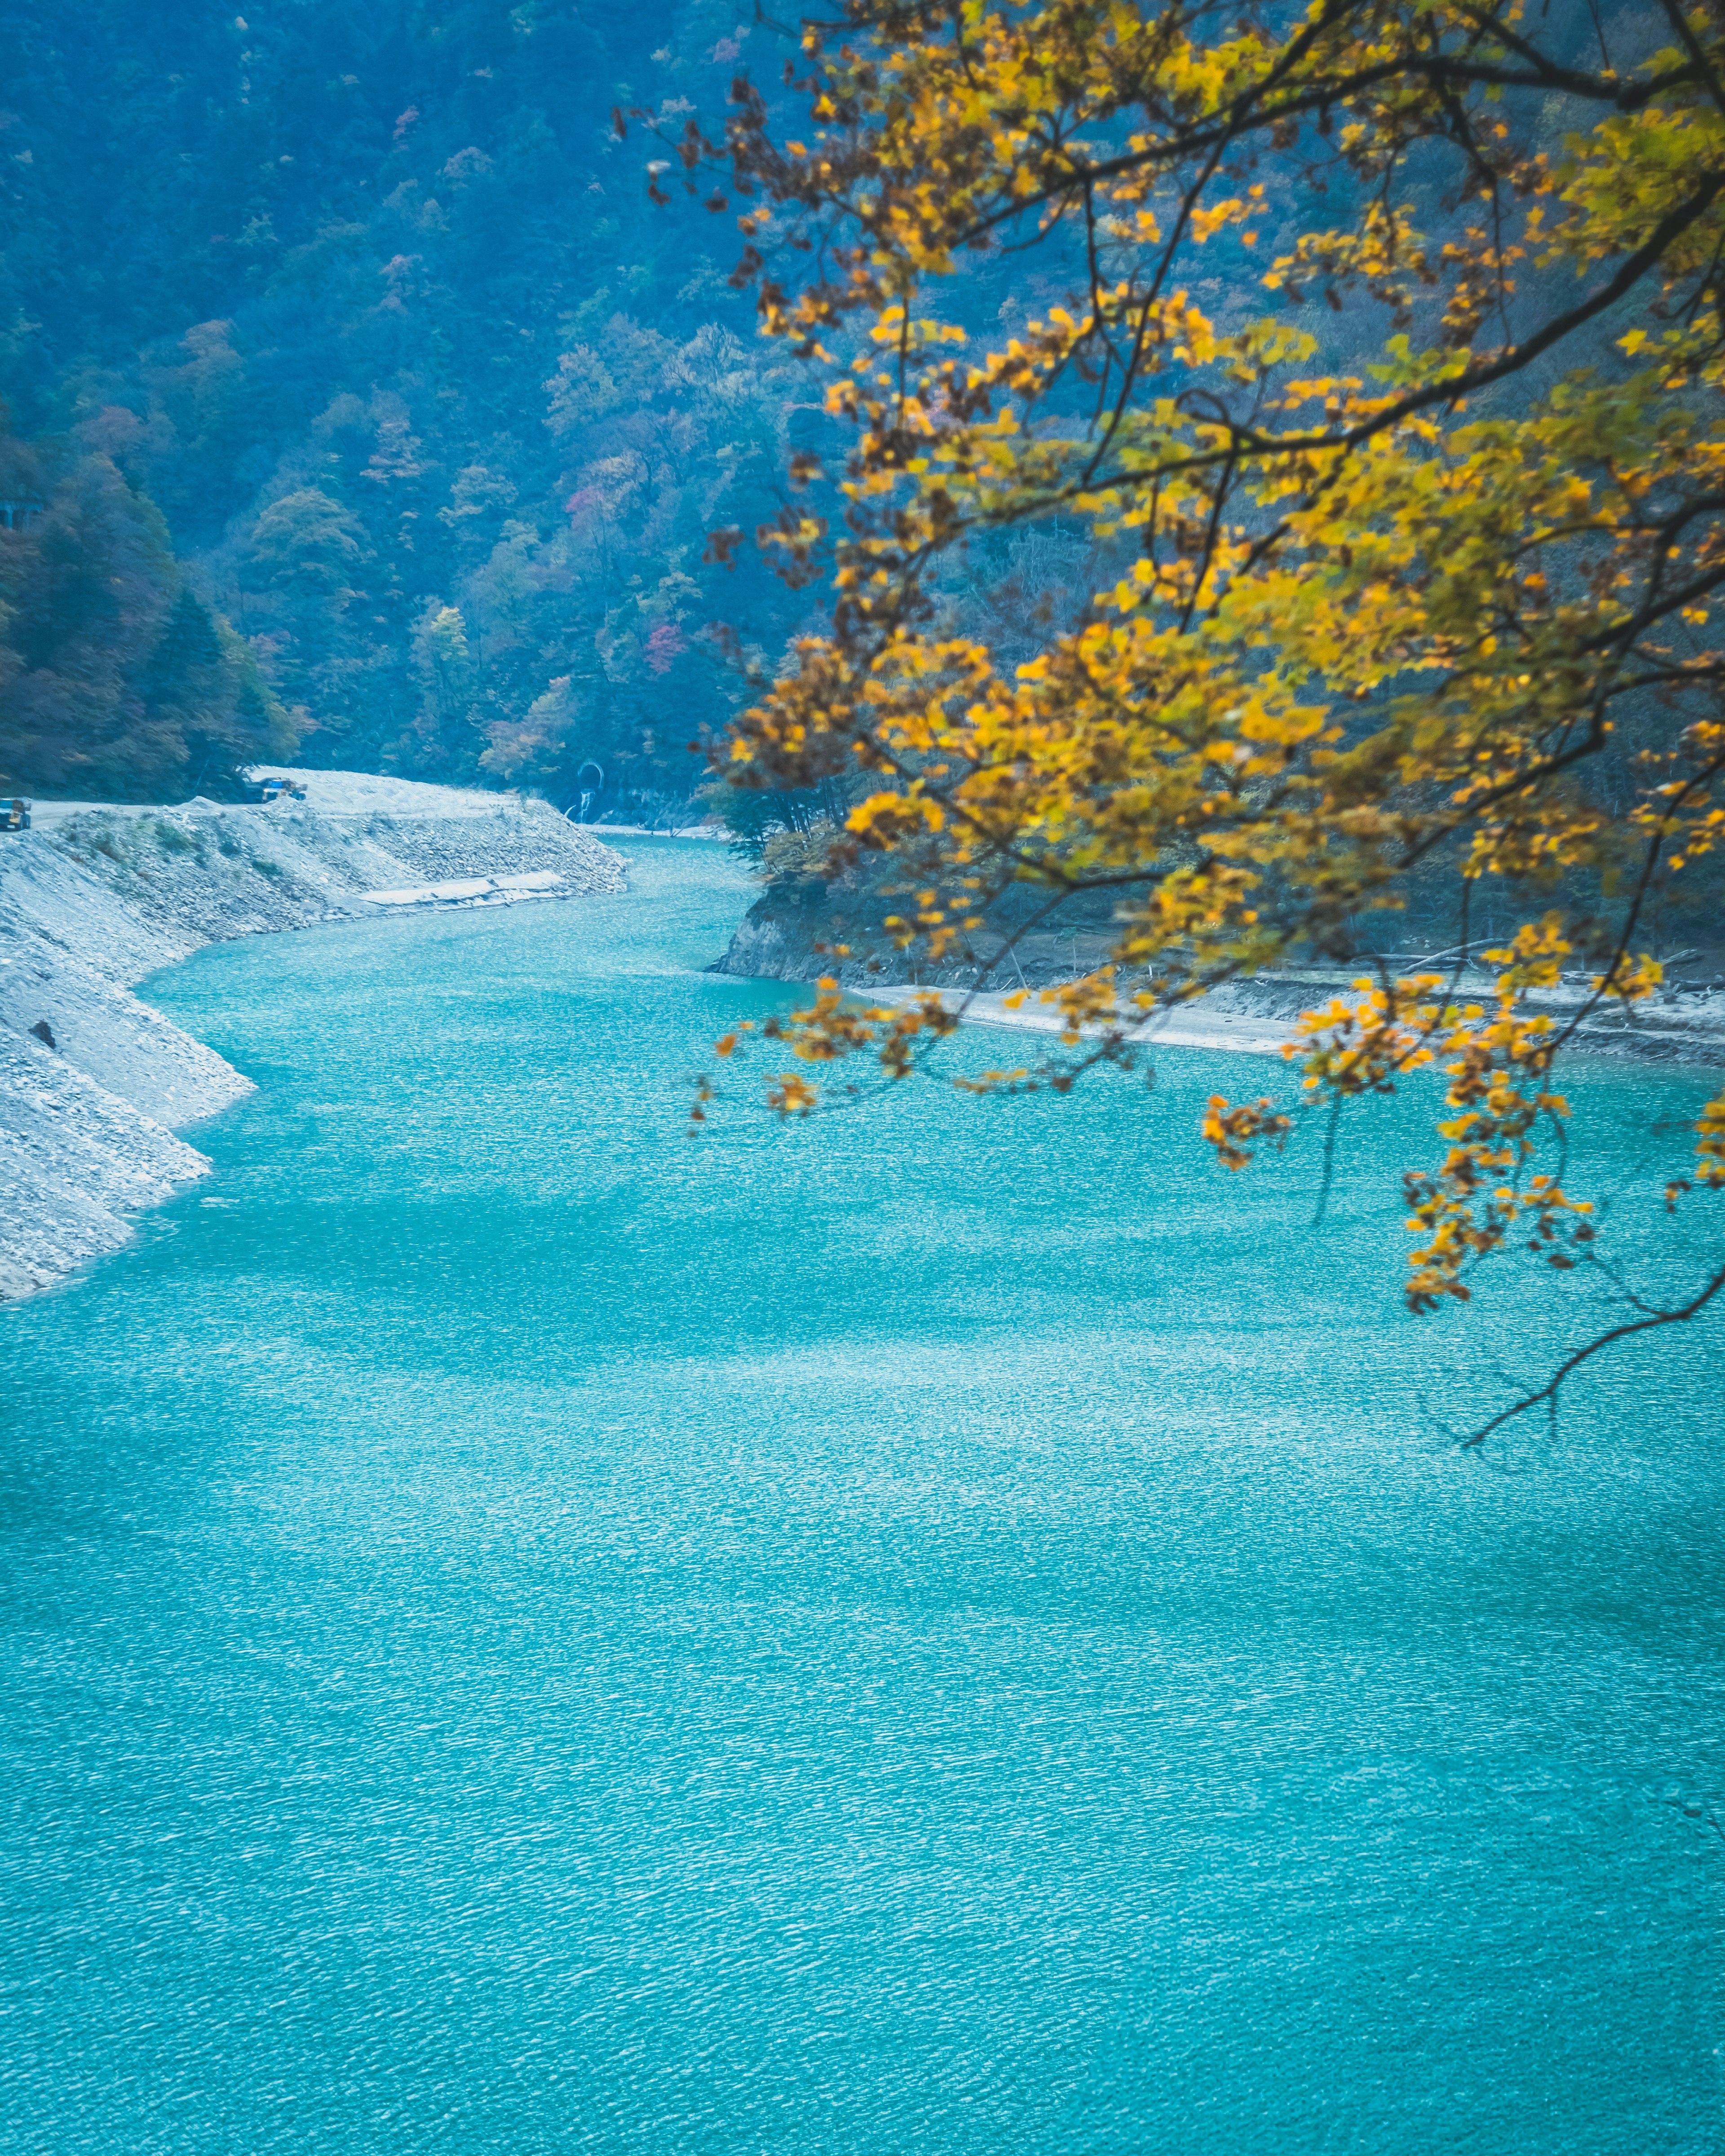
left=2, top=838, right=1721, bottom=2153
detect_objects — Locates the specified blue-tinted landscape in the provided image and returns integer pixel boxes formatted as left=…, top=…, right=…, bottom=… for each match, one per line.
left=2, top=843, right=1721, bottom=2150
left=4, top=3, right=1725, bottom=2147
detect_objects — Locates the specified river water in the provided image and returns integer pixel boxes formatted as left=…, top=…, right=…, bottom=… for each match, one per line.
left=2, top=838, right=1721, bottom=2153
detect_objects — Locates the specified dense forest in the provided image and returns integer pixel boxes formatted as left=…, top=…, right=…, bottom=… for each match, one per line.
left=0, top=0, right=1690, bottom=872
left=0, top=0, right=819, bottom=810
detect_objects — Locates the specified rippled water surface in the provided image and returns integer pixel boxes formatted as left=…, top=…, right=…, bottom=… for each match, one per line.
left=3, top=839, right=1722, bottom=2153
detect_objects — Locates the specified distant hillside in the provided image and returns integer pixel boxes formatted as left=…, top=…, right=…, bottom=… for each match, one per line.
left=0, top=0, right=813, bottom=805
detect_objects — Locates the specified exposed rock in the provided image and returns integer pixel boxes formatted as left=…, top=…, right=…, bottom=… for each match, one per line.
left=714, top=876, right=1725, bottom=1066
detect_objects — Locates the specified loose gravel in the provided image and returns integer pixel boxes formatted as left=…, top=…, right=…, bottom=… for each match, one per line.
left=0, top=783, right=625, bottom=1303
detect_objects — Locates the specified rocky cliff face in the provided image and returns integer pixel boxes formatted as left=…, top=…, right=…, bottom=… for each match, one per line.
left=709, top=876, right=856, bottom=984
left=0, top=787, right=624, bottom=1303
left=709, top=872, right=1128, bottom=993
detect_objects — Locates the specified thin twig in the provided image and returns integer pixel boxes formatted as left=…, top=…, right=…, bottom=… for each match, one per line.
left=1462, top=1256, right=1725, bottom=1447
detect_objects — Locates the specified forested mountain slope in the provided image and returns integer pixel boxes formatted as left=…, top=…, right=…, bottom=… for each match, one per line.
left=0, top=0, right=808, bottom=805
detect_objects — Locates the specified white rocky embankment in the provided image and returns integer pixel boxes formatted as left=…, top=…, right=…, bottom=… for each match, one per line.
left=0, top=772, right=624, bottom=1303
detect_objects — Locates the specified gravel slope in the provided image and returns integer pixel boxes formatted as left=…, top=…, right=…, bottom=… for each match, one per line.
left=0, top=785, right=624, bottom=1303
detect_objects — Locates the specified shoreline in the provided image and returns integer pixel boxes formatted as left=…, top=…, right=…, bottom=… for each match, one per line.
left=712, top=880, right=1725, bottom=1070
left=870, top=979, right=1725, bottom=1070
left=12, top=791, right=1716, bottom=1308
left=1, top=772, right=626, bottom=1305
left=873, top=985, right=1294, bottom=1059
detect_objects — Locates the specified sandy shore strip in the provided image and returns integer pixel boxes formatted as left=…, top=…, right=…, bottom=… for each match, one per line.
left=870, top=985, right=1295, bottom=1059
left=871, top=975, right=1725, bottom=1067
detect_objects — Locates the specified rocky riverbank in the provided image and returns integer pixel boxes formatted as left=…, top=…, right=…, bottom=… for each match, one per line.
left=714, top=876, right=1725, bottom=1067
left=0, top=774, right=624, bottom=1303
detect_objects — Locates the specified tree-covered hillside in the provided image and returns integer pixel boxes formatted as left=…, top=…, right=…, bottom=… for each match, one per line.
left=0, top=0, right=809, bottom=806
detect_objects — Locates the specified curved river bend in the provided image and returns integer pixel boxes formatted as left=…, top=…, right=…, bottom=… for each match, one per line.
left=3, top=839, right=1721, bottom=2153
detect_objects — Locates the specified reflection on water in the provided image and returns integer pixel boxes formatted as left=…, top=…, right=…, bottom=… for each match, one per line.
left=1, top=839, right=1721, bottom=2153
